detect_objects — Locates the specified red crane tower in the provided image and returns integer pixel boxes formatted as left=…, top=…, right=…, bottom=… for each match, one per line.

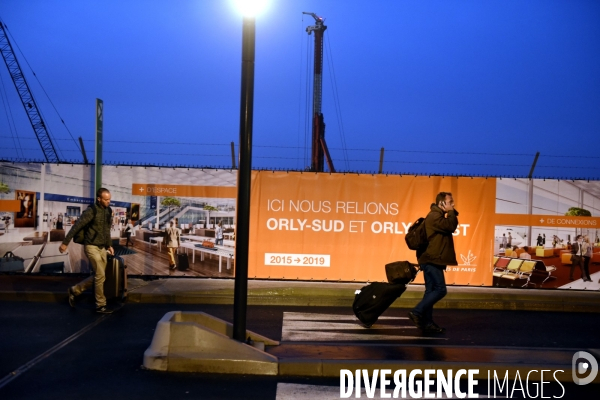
left=303, top=12, right=335, bottom=173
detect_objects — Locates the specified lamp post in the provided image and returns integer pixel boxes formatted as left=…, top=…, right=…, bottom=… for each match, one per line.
left=232, top=1, right=262, bottom=343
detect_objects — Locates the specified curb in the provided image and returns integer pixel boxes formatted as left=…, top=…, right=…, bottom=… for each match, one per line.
left=269, top=345, right=600, bottom=383
left=2, top=289, right=600, bottom=313
left=1, top=278, right=600, bottom=313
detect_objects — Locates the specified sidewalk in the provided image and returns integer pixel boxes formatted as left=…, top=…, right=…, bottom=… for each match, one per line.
left=1, top=274, right=599, bottom=312
left=133, top=277, right=600, bottom=312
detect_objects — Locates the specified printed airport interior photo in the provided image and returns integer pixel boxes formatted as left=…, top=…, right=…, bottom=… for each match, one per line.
left=493, top=178, right=600, bottom=290
left=0, top=162, right=237, bottom=278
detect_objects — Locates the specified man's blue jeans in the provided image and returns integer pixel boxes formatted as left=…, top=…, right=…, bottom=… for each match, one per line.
left=412, top=263, right=447, bottom=325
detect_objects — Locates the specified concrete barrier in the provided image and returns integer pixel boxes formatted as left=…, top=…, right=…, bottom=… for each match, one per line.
left=143, top=311, right=279, bottom=374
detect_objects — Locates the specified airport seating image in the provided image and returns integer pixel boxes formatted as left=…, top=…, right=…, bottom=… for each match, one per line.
left=49, top=229, right=65, bottom=242
left=136, top=229, right=162, bottom=243
left=503, top=258, right=523, bottom=275
left=560, top=251, right=572, bottom=265
left=532, top=260, right=557, bottom=283
left=519, top=251, right=532, bottom=259
left=493, top=257, right=516, bottom=278
left=514, top=248, right=526, bottom=257
left=22, top=232, right=48, bottom=245
left=559, top=249, right=599, bottom=265
left=190, top=228, right=216, bottom=238
left=492, top=258, right=524, bottom=287
left=535, top=247, right=554, bottom=257
left=501, top=260, right=536, bottom=287
left=493, top=251, right=558, bottom=287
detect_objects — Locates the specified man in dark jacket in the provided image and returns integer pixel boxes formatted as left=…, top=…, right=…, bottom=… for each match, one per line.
left=59, top=188, right=114, bottom=314
left=409, top=192, right=459, bottom=333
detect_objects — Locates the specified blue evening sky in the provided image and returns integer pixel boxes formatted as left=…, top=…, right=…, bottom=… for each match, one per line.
left=0, top=0, right=599, bottom=179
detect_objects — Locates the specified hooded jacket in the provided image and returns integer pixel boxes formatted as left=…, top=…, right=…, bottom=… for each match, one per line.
left=417, top=203, right=459, bottom=267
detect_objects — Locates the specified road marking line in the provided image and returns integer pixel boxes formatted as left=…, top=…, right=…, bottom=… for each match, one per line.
left=276, top=383, right=343, bottom=400
left=0, top=314, right=110, bottom=389
left=282, top=312, right=446, bottom=341
left=283, top=331, right=446, bottom=341
left=282, top=321, right=417, bottom=330
left=283, top=312, right=407, bottom=321
left=276, top=383, right=504, bottom=399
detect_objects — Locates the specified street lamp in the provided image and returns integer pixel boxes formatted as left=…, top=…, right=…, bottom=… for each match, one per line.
left=232, top=0, right=267, bottom=343
left=232, top=0, right=268, bottom=17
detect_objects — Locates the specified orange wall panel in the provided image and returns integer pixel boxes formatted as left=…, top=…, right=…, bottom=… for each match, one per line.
left=249, top=172, right=495, bottom=285
left=0, top=200, right=20, bottom=212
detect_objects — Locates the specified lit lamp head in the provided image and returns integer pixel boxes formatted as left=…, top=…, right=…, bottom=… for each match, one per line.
left=232, top=0, right=268, bottom=17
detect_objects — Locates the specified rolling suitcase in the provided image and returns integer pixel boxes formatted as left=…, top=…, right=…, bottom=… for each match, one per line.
left=105, top=255, right=127, bottom=303
left=353, top=282, right=407, bottom=328
left=177, top=250, right=189, bottom=271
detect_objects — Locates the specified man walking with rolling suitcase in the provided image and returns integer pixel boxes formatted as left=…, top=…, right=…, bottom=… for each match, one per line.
left=408, top=192, right=459, bottom=334
left=59, top=188, right=115, bottom=314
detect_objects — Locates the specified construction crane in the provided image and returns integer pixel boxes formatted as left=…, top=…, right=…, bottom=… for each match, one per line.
left=303, top=12, right=335, bottom=173
left=0, top=21, right=60, bottom=163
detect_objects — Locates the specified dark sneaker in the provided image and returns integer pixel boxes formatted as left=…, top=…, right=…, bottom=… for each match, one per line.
left=68, top=288, right=76, bottom=308
left=95, top=306, right=113, bottom=314
left=423, top=322, right=446, bottom=334
left=408, top=311, right=424, bottom=329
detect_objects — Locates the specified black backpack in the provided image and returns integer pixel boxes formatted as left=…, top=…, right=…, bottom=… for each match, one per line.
left=405, top=217, right=428, bottom=251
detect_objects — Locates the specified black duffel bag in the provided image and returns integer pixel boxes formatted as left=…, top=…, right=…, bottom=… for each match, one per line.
left=0, top=251, right=25, bottom=272
left=384, top=261, right=419, bottom=284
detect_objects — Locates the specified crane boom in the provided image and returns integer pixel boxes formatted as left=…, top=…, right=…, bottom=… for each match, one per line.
left=303, top=12, right=334, bottom=172
left=0, top=22, right=60, bottom=162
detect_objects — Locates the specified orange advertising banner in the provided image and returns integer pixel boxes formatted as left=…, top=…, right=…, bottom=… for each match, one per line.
left=249, top=172, right=496, bottom=285
left=132, top=183, right=236, bottom=198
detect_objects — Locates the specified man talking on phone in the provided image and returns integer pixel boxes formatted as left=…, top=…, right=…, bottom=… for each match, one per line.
left=408, top=192, right=459, bottom=333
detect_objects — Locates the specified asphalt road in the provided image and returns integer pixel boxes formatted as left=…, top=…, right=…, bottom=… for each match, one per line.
left=1, top=301, right=598, bottom=399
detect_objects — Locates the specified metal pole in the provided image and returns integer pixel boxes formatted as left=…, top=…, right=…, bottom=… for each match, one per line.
left=378, top=147, right=385, bottom=174
left=528, top=152, right=540, bottom=179
left=95, top=99, right=103, bottom=195
left=39, top=163, right=45, bottom=234
left=526, top=152, right=540, bottom=247
left=78, top=137, right=89, bottom=164
left=231, top=141, right=237, bottom=169
left=527, top=180, right=533, bottom=247
left=156, top=196, right=161, bottom=230
left=233, top=16, right=255, bottom=343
